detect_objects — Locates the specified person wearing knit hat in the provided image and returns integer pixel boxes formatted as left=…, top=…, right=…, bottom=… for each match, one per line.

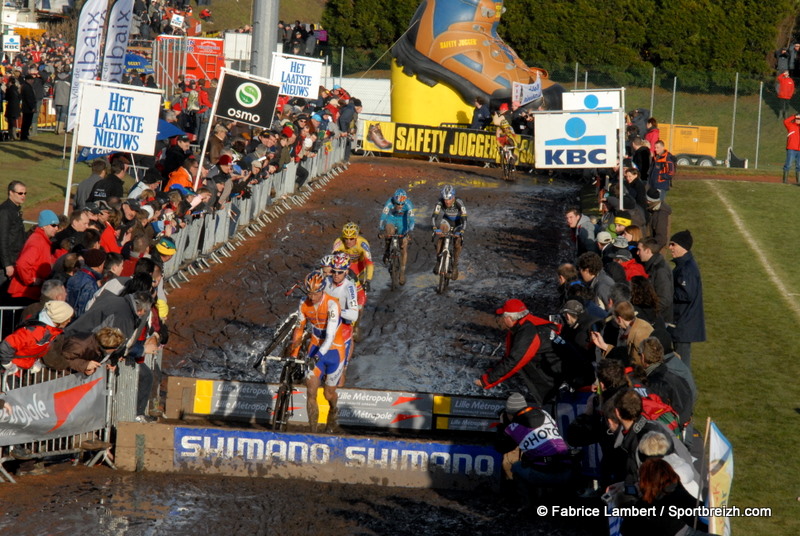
left=0, top=300, right=73, bottom=375
left=474, top=298, right=560, bottom=405
left=669, top=230, right=692, bottom=252
left=43, top=300, right=74, bottom=325
left=668, top=229, right=705, bottom=368
left=495, top=391, right=570, bottom=485
left=7, top=209, right=60, bottom=302
left=155, top=237, right=177, bottom=259
left=505, top=392, right=528, bottom=414
left=614, top=211, right=633, bottom=234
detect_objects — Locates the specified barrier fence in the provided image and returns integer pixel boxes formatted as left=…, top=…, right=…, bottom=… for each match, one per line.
left=162, top=136, right=348, bottom=286
left=0, top=136, right=350, bottom=481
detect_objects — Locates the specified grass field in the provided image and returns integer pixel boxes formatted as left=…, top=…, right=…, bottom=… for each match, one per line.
left=668, top=178, right=800, bottom=534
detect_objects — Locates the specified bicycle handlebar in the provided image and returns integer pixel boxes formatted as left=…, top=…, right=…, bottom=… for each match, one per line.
left=264, top=355, right=308, bottom=364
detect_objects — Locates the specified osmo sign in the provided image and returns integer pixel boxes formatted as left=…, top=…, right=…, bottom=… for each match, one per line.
left=215, top=70, right=280, bottom=129
left=534, top=111, right=619, bottom=169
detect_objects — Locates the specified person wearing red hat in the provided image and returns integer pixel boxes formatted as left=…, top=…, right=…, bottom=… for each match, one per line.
left=474, top=298, right=561, bottom=404
left=492, top=103, right=517, bottom=172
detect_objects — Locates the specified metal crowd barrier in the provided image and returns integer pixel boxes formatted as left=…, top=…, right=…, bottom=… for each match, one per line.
left=0, top=306, right=116, bottom=483
left=161, top=137, right=350, bottom=286
left=0, top=304, right=163, bottom=482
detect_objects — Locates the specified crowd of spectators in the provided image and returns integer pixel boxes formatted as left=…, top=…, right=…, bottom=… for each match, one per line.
left=1, top=32, right=74, bottom=138
left=0, top=76, right=362, bottom=414
left=478, top=126, right=707, bottom=532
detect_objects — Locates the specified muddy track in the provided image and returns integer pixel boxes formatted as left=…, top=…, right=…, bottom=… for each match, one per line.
left=163, top=158, right=578, bottom=396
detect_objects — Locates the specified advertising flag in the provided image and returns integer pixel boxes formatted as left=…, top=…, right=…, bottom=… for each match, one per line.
left=101, top=0, right=135, bottom=83
left=534, top=112, right=619, bottom=169
left=215, top=71, right=280, bottom=130
left=68, top=0, right=108, bottom=132
left=77, top=83, right=162, bottom=155
left=512, top=75, right=543, bottom=108
left=270, top=53, right=324, bottom=98
left=708, top=422, right=734, bottom=536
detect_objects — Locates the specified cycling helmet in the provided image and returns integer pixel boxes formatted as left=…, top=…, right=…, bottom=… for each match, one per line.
left=304, top=270, right=326, bottom=293
left=319, top=254, right=335, bottom=268
left=342, top=222, right=359, bottom=239
left=498, top=103, right=510, bottom=113
left=441, top=185, right=456, bottom=200
left=331, top=252, right=350, bottom=272
left=392, top=188, right=408, bottom=205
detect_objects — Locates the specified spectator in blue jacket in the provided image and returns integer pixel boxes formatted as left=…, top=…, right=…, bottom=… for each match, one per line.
left=668, top=230, right=705, bottom=369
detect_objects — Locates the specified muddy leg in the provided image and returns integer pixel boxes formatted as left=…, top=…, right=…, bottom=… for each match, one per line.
left=323, top=385, right=339, bottom=432
left=306, top=375, right=321, bottom=432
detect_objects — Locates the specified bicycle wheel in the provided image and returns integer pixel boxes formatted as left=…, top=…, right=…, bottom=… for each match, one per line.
left=390, top=251, right=401, bottom=291
left=436, top=254, right=449, bottom=294
left=500, top=154, right=509, bottom=181
left=271, top=384, right=289, bottom=431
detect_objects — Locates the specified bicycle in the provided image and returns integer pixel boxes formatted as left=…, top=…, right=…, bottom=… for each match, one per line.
left=500, top=144, right=517, bottom=181
left=434, top=231, right=455, bottom=294
left=264, top=351, right=308, bottom=432
left=383, top=234, right=404, bottom=291
left=254, top=283, right=312, bottom=431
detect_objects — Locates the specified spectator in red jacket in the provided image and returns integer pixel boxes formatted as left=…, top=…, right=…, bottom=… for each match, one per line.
left=0, top=300, right=74, bottom=374
left=777, top=70, right=795, bottom=120
left=783, top=113, right=800, bottom=183
left=7, top=210, right=60, bottom=304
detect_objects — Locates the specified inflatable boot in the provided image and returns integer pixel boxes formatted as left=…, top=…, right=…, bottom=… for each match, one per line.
left=393, top=0, right=564, bottom=109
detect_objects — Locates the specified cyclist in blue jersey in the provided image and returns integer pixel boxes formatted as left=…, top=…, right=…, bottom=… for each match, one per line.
left=378, top=188, right=415, bottom=285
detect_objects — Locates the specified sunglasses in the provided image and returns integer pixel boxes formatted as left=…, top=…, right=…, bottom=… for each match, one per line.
left=13, top=191, right=27, bottom=195
left=332, top=269, right=347, bottom=274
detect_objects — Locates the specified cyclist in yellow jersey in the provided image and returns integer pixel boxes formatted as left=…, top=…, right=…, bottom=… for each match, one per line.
left=493, top=103, right=518, bottom=168
left=332, top=222, right=374, bottom=300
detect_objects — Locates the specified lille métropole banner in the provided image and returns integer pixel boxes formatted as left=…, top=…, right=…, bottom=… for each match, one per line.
left=361, top=121, right=535, bottom=165
left=270, top=53, right=323, bottom=98
left=101, top=0, right=135, bottom=83
left=76, top=83, right=162, bottom=155
left=68, top=0, right=108, bottom=132
left=534, top=111, right=619, bottom=169
left=214, top=70, right=280, bottom=130
left=0, top=374, right=106, bottom=446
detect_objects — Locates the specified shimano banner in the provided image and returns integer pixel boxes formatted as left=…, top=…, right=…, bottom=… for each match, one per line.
left=0, top=374, right=106, bottom=446
left=68, top=0, right=108, bottom=132
left=215, top=70, right=280, bottom=129
left=101, top=0, right=135, bottom=83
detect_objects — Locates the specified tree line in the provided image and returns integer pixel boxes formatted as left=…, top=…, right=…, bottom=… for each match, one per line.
left=322, top=0, right=798, bottom=93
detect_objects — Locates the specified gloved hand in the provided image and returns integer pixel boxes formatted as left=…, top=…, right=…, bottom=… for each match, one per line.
left=363, top=280, right=371, bottom=292
left=307, top=347, right=319, bottom=360
left=2, top=362, right=18, bottom=375
left=454, top=230, right=463, bottom=237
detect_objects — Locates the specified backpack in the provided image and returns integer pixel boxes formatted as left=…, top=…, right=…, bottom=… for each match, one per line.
left=636, top=387, right=682, bottom=438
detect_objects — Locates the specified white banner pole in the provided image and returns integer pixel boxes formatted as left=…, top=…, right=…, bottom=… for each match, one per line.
left=619, top=88, right=626, bottom=211
left=64, top=80, right=86, bottom=215
left=194, top=69, right=227, bottom=190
